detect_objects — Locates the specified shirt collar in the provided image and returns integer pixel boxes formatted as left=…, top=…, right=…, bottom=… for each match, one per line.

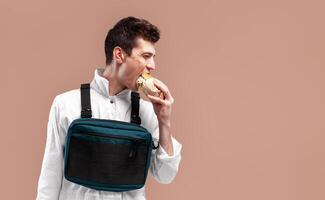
left=90, top=68, right=131, bottom=99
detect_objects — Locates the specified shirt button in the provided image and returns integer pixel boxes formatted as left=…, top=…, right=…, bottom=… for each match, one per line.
left=110, top=100, right=114, bottom=104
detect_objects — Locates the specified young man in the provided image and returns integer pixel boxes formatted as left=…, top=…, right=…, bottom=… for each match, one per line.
left=36, top=16, right=182, bottom=200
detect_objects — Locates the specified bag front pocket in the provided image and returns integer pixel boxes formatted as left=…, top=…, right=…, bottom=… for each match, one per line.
left=65, top=132, right=148, bottom=185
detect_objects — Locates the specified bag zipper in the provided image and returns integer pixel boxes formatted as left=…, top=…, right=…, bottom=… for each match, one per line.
left=72, top=131, right=145, bottom=159
left=75, top=118, right=147, bottom=131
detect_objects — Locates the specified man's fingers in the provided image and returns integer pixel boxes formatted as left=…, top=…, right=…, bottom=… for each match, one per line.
left=147, top=94, right=165, bottom=105
left=153, top=79, right=168, bottom=92
left=147, top=93, right=174, bottom=106
left=153, top=79, right=172, bottom=101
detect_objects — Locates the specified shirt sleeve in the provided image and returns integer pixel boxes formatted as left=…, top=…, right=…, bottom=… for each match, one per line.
left=150, top=120, right=182, bottom=184
left=36, top=96, right=64, bottom=200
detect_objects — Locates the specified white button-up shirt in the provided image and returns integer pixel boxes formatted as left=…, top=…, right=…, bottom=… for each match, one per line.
left=36, top=68, right=182, bottom=200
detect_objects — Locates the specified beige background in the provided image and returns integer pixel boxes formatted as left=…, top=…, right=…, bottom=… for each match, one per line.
left=1, top=0, right=324, bottom=199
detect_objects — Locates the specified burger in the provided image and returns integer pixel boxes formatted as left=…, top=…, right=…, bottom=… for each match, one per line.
left=136, top=72, right=164, bottom=99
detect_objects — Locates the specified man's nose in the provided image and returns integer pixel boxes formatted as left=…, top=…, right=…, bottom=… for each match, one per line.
left=146, top=65, right=155, bottom=72
left=146, top=60, right=156, bottom=72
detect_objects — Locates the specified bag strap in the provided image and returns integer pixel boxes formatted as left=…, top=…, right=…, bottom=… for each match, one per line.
left=130, top=92, right=141, bottom=125
left=79, top=83, right=142, bottom=125
left=80, top=83, right=92, bottom=118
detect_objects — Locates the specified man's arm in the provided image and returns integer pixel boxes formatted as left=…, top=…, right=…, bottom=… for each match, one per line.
left=150, top=124, right=182, bottom=184
left=36, top=97, right=64, bottom=200
left=147, top=79, right=182, bottom=184
left=158, top=122, right=174, bottom=156
left=146, top=78, right=176, bottom=156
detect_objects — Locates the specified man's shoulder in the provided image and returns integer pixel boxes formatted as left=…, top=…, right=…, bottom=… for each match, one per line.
left=51, top=88, right=82, bottom=121
left=54, top=88, right=80, bottom=106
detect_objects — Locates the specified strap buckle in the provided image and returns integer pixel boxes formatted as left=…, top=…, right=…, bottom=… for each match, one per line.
left=131, top=114, right=141, bottom=125
left=81, top=108, right=92, bottom=118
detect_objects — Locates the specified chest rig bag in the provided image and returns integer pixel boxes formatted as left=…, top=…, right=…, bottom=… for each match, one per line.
left=63, top=83, right=158, bottom=192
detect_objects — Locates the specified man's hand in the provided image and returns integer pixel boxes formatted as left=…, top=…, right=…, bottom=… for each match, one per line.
left=146, top=79, right=174, bottom=124
left=146, top=79, right=174, bottom=156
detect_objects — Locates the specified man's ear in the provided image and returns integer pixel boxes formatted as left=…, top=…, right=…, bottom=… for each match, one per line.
left=113, top=47, right=125, bottom=64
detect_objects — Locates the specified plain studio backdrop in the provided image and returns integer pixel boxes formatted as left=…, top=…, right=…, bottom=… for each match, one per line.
left=0, top=0, right=324, bottom=199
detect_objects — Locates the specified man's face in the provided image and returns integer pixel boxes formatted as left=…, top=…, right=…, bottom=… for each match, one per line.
left=118, top=37, right=157, bottom=91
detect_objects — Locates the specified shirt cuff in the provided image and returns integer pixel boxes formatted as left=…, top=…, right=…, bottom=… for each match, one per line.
left=156, top=137, right=182, bottom=162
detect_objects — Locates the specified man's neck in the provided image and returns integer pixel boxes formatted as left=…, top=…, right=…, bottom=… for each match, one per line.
left=102, top=66, right=126, bottom=96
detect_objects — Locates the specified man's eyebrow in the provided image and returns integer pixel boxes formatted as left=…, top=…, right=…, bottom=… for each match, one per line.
left=142, top=52, right=156, bottom=57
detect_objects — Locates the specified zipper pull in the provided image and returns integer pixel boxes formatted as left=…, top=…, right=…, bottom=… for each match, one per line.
left=128, top=140, right=141, bottom=158
left=129, top=146, right=137, bottom=158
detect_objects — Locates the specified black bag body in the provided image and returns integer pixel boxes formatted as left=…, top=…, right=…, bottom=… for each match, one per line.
left=63, top=83, right=158, bottom=192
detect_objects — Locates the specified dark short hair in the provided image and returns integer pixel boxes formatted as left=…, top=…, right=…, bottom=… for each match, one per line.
left=104, top=16, right=160, bottom=65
